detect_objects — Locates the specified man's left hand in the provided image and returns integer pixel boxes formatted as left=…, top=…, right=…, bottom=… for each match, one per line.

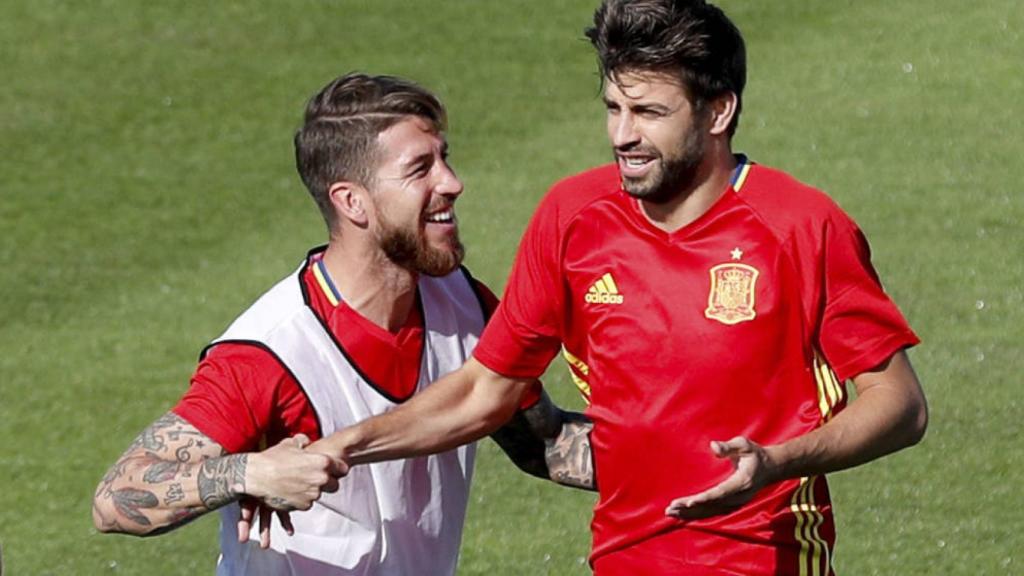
left=664, top=437, right=778, bottom=519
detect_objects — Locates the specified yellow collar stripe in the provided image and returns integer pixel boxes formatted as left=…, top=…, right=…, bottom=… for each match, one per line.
left=312, top=259, right=340, bottom=307
left=731, top=155, right=752, bottom=193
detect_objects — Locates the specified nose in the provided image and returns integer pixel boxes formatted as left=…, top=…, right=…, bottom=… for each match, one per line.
left=436, top=161, right=463, bottom=198
left=609, top=112, right=640, bottom=150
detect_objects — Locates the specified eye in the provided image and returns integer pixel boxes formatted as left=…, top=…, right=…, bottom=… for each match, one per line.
left=408, top=160, right=431, bottom=178
left=635, top=106, right=667, bottom=119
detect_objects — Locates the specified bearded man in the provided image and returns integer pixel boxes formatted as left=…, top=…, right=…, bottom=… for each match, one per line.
left=305, top=2, right=928, bottom=574
left=92, top=73, right=590, bottom=575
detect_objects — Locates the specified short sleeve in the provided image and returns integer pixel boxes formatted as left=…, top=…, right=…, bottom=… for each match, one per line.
left=172, top=343, right=320, bottom=453
left=473, top=193, right=565, bottom=379
left=817, top=212, right=920, bottom=381
left=471, top=278, right=544, bottom=408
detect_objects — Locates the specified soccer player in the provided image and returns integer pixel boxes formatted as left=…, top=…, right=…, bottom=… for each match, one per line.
left=92, top=73, right=592, bottom=575
left=305, top=1, right=929, bottom=575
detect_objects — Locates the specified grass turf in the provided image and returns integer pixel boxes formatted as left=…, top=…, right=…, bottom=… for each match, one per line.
left=1, top=1, right=1020, bottom=574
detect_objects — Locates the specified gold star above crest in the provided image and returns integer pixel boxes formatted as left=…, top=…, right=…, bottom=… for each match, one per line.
left=731, top=247, right=743, bottom=260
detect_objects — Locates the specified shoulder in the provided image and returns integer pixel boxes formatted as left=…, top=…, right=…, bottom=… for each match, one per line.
left=197, top=342, right=295, bottom=393
left=212, top=265, right=310, bottom=345
left=737, top=162, right=858, bottom=241
left=536, top=163, right=622, bottom=228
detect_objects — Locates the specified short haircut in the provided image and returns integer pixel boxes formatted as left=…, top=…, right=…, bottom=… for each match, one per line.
left=586, top=0, right=746, bottom=136
left=295, top=73, right=447, bottom=228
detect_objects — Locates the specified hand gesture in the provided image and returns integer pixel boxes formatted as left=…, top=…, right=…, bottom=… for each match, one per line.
left=665, top=437, right=777, bottom=520
left=237, top=434, right=348, bottom=548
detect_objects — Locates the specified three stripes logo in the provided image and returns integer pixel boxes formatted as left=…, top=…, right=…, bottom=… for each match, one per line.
left=585, top=273, right=624, bottom=304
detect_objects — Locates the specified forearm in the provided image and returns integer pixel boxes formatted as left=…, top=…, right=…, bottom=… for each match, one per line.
left=92, top=451, right=245, bottom=535
left=489, top=386, right=596, bottom=490
left=767, top=352, right=927, bottom=481
left=544, top=413, right=596, bottom=491
left=311, top=358, right=530, bottom=465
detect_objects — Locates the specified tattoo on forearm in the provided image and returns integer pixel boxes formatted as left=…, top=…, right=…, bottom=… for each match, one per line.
left=126, top=413, right=213, bottom=458
left=95, top=412, right=233, bottom=534
left=546, top=418, right=596, bottom=491
left=520, top=393, right=564, bottom=439
left=175, top=439, right=196, bottom=463
left=143, top=461, right=180, bottom=484
left=197, top=454, right=247, bottom=510
left=491, top=389, right=571, bottom=479
left=111, top=488, right=159, bottom=526
left=164, top=483, right=185, bottom=505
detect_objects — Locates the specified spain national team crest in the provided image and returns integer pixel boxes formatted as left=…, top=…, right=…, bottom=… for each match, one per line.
left=704, top=258, right=759, bottom=325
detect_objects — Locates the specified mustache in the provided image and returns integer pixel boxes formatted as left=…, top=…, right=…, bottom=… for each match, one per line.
left=423, top=201, right=456, bottom=214
left=614, top=144, right=661, bottom=157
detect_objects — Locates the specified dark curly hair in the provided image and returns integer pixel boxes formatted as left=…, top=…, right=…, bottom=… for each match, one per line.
left=586, top=0, right=746, bottom=136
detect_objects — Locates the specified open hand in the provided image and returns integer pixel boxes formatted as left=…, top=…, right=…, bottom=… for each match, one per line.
left=665, top=437, right=777, bottom=520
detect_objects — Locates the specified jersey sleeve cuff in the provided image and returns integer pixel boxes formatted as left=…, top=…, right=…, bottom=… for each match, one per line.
left=831, top=330, right=920, bottom=382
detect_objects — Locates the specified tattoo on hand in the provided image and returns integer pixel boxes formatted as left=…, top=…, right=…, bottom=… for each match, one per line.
left=197, top=454, right=247, bottom=510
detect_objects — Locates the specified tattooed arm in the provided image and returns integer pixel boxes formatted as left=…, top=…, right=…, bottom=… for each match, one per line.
left=489, top=389, right=596, bottom=491
left=92, top=412, right=344, bottom=536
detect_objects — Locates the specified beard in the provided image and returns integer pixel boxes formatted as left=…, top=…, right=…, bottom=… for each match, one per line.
left=376, top=217, right=465, bottom=277
left=620, top=117, right=708, bottom=205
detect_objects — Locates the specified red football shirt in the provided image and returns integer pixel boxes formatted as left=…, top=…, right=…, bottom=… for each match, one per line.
left=173, top=251, right=518, bottom=454
left=474, top=158, right=919, bottom=575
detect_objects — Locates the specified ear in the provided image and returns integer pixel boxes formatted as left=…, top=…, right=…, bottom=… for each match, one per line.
left=328, top=181, right=370, bottom=227
left=707, top=91, right=739, bottom=137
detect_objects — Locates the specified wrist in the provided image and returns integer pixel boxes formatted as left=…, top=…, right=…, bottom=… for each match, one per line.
left=762, top=443, right=789, bottom=484
left=238, top=452, right=264, bottom=499
left=315, top=427, right=361, bottom=464
left=196, top=453, right=250, bottom=510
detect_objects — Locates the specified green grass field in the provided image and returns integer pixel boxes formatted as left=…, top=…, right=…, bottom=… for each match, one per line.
left=2, top=1, right=1021, bottom=574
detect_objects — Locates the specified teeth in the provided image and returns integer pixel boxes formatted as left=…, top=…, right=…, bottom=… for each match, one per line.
left=625, top=158, right=650, bottom=167
left=425, top=209, right=454, bottom=223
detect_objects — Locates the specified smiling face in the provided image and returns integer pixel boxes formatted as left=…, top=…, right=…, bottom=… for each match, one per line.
left=368, top=115, right=465, bottom=276
left=604, top=71, right=711, bottom=204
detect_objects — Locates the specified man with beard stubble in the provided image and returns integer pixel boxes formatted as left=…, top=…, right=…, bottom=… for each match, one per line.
left=303, top=2, right=928, bottom=574
left=92, top=73, right=593, bottom=575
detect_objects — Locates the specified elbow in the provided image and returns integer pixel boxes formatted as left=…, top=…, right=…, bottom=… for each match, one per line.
left=92, top=501, right=158, bottom=536
left=92, top=497, right=130, bottom=535
left=92, top=484, right=116, bottom=533
left=901, top=392, right=929, bottom=448
left=92, top=482, right=152, bottom=536
left=907, top=399, right=929, bottom=447
left=92, top=502, right=111, bottom=533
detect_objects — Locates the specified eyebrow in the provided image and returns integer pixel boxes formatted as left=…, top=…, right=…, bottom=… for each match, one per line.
left=401, top=142, right=447, bottom=175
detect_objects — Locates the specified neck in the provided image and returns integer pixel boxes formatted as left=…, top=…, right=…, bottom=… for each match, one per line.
left=320, top=238, right=418, bottom=333
left=640, top=145, right=737, bottom=232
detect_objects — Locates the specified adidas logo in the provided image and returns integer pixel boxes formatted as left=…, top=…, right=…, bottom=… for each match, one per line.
left=585, top=273, right=624, bottom=304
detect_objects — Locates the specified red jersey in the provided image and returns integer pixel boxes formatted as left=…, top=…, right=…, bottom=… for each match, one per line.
left=474, top=158, right=919, bottom=575
left=173, top=250, right=516, bottom=454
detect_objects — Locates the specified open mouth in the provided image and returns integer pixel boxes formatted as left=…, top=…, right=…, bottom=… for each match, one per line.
left=618, top=154, right=656, bottom=176
left=424, top=208, right=455, bottom=224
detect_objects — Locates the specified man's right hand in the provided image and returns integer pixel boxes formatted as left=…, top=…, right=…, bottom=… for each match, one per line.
left=236, top=435, right=349, bottom=549
left=245, top=434, right=349, bottom=512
